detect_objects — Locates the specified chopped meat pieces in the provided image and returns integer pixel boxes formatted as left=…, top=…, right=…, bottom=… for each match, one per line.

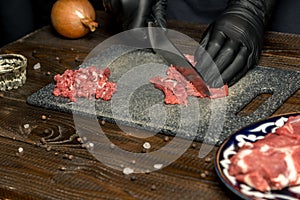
left=229, top=115, right=300, bottom=192
left=53, top=66, right=116, bottom=102
left=150, top=65, right=206, bottom=105
left=150, top=54, right=228, bottom=105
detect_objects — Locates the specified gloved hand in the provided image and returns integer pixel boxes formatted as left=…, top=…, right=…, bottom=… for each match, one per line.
left=102, top=0, right=167, bottom=30
left=195, top=0, right=277, bottom=87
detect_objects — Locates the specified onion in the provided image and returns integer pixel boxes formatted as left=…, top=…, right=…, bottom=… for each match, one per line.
left=51, top=0, right=98, bottom=39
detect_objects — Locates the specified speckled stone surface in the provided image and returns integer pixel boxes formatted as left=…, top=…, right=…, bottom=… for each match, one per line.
left=27, top=45, right=300, bottom=145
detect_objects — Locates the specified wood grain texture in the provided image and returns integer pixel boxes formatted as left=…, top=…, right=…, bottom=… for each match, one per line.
left=0, top=100, right=229, bottom=200
left=0, top=11, right=299, bottom=200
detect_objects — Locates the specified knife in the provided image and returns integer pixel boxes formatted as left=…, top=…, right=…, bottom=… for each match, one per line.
left=147, top=22, right=211, bottom=96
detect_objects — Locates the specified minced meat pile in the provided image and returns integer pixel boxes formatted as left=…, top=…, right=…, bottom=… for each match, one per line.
left=53, top=66, right=117, bottom=102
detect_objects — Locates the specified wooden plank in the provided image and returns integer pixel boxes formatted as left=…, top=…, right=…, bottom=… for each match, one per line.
left=0, top=99, right=232, bottom=199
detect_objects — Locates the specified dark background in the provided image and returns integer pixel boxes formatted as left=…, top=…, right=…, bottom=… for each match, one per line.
left=0, top=0, right=299, bottom=47
left=0, top=0, right=103, bottom=47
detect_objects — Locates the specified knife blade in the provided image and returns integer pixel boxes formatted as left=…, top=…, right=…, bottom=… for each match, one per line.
left=147, top=22, right=210, bottom=96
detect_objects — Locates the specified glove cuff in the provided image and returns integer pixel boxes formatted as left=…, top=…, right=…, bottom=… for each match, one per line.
left=218, top=0, right=273, bottom=65
left=228, top=0, right=265, bottom=22
left=222, top=6, right=265, bottom=47
left=151, top=0, right=168, bottom=28
left=102, top=0, right=113, bottom=13
left=228, top=0, right=277, bottom=25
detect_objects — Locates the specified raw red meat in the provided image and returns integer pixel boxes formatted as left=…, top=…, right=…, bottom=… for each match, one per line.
left=184, top=54, right=197, bottom=67
left=150, top=65, right=206, bottom=105
left=208, top=86, right=228, bottom=99
left=53, top=66, right=117, bottom=102
left=150, top=54, right=228, bottom=105
left=229, top=115, right=300, bottom=192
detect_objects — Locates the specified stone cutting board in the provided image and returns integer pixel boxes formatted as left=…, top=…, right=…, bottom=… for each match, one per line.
left=27, top=45, right=300, bottom=145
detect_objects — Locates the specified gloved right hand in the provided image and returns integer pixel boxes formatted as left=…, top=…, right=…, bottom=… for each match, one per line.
left=194, top=0, right=277, bottom=87
left=103, top=0, right=167, bottom=30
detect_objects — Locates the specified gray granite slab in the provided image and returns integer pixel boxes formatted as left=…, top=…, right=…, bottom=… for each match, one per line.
left=27, top=45, right=300, bottom=145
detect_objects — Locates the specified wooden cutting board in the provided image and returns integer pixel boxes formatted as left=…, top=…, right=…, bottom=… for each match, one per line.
left=27, top=45, right=300, bottom=145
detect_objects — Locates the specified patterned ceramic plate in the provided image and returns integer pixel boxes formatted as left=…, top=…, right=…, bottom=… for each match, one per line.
left=215, top=113, right=300, bottom=200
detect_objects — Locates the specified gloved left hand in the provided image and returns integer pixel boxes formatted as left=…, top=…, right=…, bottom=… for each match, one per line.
left=103, top=0, right=167, bottom=30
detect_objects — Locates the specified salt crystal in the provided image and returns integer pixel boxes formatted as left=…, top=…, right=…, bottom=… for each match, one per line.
left=151, top=185, right=156, bottom=191
left=33, top=62, right=41, bottom=70
left=154, top=164, right=163, bottom=169
left=205, top=157, right=212, bottom=163
left=123, top=167, right=134, bottom=175
left=143, top=142, right=151, bottom=149
left=18, top=147, right=23, bottom=153
left=110, top=143, right=115, bottom=149
left=23, top=124, right=30, bottom=129
left=89, top=142, right=94, bottom=148
left=200, top=172, right=206, bottom=178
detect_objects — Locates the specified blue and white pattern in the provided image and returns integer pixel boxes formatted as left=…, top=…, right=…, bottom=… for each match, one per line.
left=215, top=113, right=300, bottom=200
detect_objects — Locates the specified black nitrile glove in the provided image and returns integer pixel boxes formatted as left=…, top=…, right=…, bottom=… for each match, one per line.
left=195, top=0, right=277, bottom=87
left=103, top=0, right=167, bottom=30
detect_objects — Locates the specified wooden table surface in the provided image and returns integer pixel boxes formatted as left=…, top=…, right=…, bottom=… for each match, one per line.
left=0, top=11, right=299, bottom=200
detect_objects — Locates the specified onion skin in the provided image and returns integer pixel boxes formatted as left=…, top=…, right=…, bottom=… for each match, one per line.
left=51, top=0, right=98, bottom=39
